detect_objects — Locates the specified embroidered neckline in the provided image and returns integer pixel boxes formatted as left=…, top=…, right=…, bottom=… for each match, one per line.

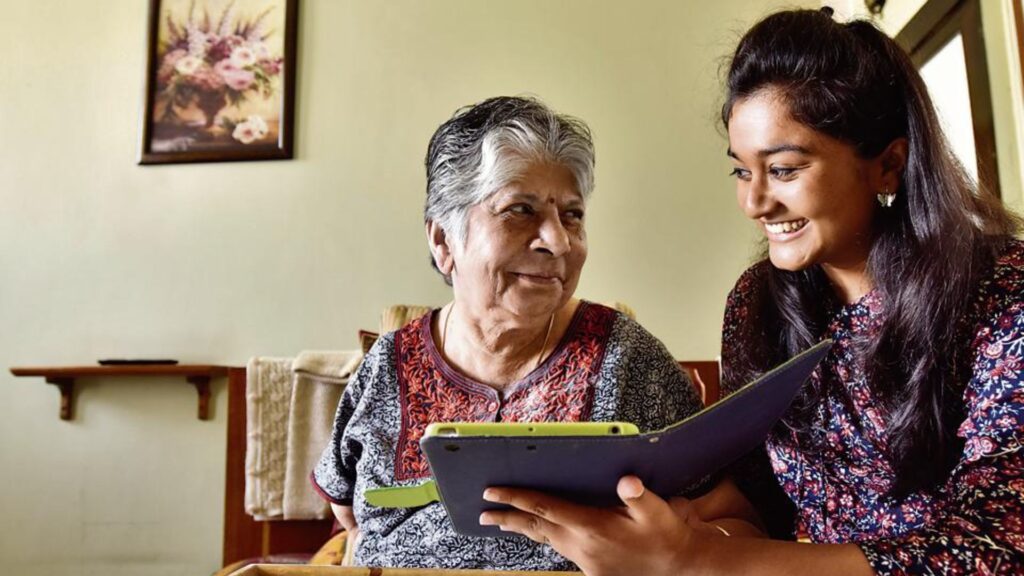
left=392, top=301, right=615, bottom=480
left=421, top=301, right=591, bottom=399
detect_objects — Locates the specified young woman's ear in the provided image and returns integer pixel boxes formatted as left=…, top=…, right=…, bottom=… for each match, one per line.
left=426, top=220, right=455, bottom=277
left=878, top=137, right=909, bottom=193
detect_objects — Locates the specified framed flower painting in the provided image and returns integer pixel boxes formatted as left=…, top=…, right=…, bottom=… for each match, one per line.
left=139, top=0, right=298, bottom=164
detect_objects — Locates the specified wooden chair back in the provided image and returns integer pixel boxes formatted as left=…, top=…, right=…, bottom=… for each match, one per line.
left=678, top=360, right=721, bottom=405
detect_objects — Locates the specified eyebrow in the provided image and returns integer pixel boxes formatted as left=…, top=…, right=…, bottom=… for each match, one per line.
left=727, top=144, right=811, bottom=159
left=497, top=191, right=585, bottom=206
left=497, top=191, right=543, bottom=205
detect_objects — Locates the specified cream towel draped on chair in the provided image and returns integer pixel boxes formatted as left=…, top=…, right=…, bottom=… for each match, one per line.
left=284, top=350, right=363, bottom=520
left=245, top=357, right=293, bottom=521
left=245, top=351, right=363, bottom=521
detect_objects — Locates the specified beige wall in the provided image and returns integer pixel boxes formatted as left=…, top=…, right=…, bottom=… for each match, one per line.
left=0, top=1, right=811, bottom=574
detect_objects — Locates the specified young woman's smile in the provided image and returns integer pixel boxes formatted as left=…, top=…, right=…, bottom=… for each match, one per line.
left=762, top=218, right=809, bottom=240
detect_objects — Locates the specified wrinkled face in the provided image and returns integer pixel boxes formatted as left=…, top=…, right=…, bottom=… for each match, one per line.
left=727, top=91, right=878, bottom=276
left=451, top=162, right=588, bottom=320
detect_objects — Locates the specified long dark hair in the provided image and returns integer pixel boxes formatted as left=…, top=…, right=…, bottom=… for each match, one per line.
left=721, top=8, right=1019, bottom=494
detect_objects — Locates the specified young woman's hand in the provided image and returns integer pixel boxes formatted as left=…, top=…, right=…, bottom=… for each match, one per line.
left=480, top=475, right=707, bottom=576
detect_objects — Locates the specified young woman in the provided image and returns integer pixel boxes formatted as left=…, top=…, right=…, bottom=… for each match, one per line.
left=479, top=8, right=1024, bottom=575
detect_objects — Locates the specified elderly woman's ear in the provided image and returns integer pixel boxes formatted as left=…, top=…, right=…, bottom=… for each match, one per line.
left=426, top=220, right=455, bottom=277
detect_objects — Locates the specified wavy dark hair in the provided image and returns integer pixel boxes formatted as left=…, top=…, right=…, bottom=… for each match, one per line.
left=721, top=8, right=1019, bottom=494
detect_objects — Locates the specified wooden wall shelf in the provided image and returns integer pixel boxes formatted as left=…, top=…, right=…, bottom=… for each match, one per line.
left=9, top=365, right=231, bottom=420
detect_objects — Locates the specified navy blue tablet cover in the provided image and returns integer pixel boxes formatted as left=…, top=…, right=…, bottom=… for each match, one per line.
left=420, top=340, right=831, bottom=537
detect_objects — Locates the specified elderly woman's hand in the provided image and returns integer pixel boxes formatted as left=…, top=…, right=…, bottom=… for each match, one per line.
left=330, top=503, right=361, bottom=566
left=480, top=476, right=714, bottom=576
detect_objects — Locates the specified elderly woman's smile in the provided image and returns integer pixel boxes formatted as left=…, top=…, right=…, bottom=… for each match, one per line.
left=513, top=273, right=562, bottom=284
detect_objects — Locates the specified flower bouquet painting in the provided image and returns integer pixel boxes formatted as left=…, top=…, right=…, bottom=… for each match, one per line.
left=140, top=0, right=297, bottom=164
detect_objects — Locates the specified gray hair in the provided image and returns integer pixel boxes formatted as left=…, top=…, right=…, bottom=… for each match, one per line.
left=424, top=96, right=595, bottom=280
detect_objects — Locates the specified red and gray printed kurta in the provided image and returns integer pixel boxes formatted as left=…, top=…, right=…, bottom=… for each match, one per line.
left=722, top=241, right=1024, bottom=575
left=313, top=301, right=702, bottom=571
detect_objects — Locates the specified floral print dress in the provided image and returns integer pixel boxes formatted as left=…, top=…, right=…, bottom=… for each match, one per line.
left=722, top=241, right=1024, bottom=575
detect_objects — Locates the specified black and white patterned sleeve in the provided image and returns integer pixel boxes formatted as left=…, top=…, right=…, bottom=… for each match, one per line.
left=604, top=314, right=702, bottom=431
left=310, top=335, right=390, bottom=505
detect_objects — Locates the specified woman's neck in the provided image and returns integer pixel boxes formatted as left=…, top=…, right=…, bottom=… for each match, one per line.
left=821, top=261, right=872, bottom=304
left=438, top=300, right=577, bottom=389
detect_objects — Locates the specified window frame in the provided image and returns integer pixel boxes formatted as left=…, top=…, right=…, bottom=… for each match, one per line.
left=896, top=0, right=1002, bottom=197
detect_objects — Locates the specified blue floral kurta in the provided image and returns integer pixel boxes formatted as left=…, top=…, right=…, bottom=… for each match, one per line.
left=722, top=241, right=1024, bottom=574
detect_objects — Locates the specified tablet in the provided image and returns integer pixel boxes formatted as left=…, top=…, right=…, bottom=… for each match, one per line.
left=426, top=421, right=640, bottom=438
left=368, top=340, right=830, bottom=537
left=362, top=422, right=639, bottom=509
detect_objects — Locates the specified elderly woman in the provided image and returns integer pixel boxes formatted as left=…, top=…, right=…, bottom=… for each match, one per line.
left=311, top=96, right=725, bottom=570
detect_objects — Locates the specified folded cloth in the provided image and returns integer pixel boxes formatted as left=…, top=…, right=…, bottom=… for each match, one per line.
left=283, top=350, right=363, bottom=520
left=292, top=350, right=363, bottom=381
left=245, top=356, right=294, bottom=521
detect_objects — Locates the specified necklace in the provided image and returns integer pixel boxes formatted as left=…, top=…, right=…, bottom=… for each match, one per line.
left=441, top=304, right=556, bottom=374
